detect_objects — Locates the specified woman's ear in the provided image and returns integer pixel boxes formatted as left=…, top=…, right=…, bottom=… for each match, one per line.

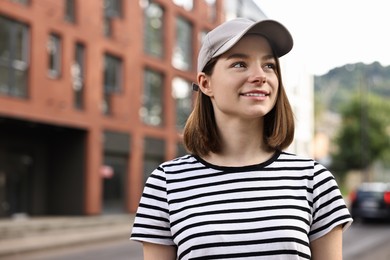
left=197, top=73, right=213, bottom=97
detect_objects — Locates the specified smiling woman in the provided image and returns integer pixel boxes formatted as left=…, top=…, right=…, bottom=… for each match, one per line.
left=131, top=18, right=353, bottom=260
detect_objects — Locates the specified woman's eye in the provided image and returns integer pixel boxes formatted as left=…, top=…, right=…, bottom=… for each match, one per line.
left=264, top=63, right=275, bottom=71
left=232, top=62, right=246, bottom=68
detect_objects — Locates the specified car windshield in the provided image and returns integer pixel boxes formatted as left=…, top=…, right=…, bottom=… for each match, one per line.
left=357, top=191, right=383, bottom=199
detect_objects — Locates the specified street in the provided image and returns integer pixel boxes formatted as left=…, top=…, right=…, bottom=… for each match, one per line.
left=343, top=220, right=390, bottom=260
left=4, top=221, right=390, bottom=260
left=3, top=239, right=143, bottom=260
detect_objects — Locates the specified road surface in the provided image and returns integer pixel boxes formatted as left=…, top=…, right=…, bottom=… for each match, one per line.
left=4, top=220, right=390, bottom=260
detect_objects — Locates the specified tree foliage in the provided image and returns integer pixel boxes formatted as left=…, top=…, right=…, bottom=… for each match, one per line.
left=315, top=62, right=390, bottom=113
left=330, top=93, right=390, bottom=175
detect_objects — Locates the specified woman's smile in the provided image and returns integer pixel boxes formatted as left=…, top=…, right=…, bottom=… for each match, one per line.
left=240, top=90, right=270, bottom=99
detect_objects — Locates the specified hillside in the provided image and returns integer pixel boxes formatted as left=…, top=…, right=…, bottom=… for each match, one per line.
left=314, top=62, right=390, bottom=113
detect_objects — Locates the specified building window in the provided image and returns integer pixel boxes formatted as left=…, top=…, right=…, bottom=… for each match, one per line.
left=172, top=17, right=192, bottom=71
left=172, top=77, right=192, bottom=129
left=104, top=0, right=122, bottom=18
left=143, top=2, right=164, bottom=58
left=47, top=34, right=61, bottom=78
left=65, top=0, right=76, bottom=23
left=0, top=16, right=29, bottom=98
left=103, top=0, right=122, bottom=37
left=72, top=43, right=85, bottom=109
left=143, top=137, right=165, bottom=183
left=102, top=131, right=130, bottom=213
left=103, top=17, right=112, bottom=37
left=172, top=0, right=193, bottom=11
left=140, top=69, right=164, bottom=126
left=10, top=0, right=29, bottom=5
left=103, top=53, right=122, bottom=115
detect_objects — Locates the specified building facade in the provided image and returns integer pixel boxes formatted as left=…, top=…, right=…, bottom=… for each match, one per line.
left=0, top=0, right=313, bottom=218
left=0, top=0, right=227, bottom=217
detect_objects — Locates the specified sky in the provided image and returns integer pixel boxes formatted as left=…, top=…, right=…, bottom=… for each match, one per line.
left=254, top=0, right=390, bottom=76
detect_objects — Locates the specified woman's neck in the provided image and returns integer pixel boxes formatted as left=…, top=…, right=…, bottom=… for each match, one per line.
left=203, top=117, right=275, bottom=167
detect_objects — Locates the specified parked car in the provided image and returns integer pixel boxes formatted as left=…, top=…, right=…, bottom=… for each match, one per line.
left=350, top=182, right=390, bottom=221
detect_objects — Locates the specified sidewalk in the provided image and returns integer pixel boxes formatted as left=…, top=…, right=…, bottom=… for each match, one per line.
left=0, top=214, right=134, bottom=257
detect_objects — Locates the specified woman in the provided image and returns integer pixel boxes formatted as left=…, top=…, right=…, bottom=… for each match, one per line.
left=131, top=18, right=352, bottom=260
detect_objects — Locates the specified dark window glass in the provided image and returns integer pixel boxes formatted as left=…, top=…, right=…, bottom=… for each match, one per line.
left=141, top=69, right=164, bottom=126
left=102, top=131, right=130, bottom=214
left=143, top=137, right=165, bottom=182
left=172, top=77, right=192, bottom=129
left=104, top=0, right=122, bottom=18
left=72, top=43, right=85, bottom=109
left=103, top=17, right=112, bottom=37
left=143, top=2, right=164, bottom=58
left=103, top=0, right=122, bottom=37
left=0, top=16, right=29, bottom=98
left=65, top=0, right=76, bottom=23
left=47, top=34, right=61, bottom=78
left=10, top=0, right=29, bottom=5
left=172, top=17, right=192, bottom=71
left=103, top=53, right=122, bottom=115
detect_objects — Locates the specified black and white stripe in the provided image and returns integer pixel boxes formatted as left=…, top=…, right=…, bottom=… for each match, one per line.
left=131, top=151, right=352, bottom=259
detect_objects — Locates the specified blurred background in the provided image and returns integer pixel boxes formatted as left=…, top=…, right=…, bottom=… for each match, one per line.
left=0, top=0, right=389, bottom=259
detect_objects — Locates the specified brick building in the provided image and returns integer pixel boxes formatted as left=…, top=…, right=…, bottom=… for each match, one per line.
left=0, top=0, right=229, bottom=217
left=1, top=0, right=311, bottom=218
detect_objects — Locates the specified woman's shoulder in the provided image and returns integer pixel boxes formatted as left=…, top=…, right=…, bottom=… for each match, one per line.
left=157, top=154, right=203, bottom=173
left=278, top=151, right=331, bottom=174
left=278, top=151, right=317, bottom=164
left=160, top=154, right=197, bottom=167
left=147, top=154, right=198, bottom=181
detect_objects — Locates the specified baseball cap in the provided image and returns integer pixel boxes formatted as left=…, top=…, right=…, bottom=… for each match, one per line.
left=197, top=17, right=293, bottom=73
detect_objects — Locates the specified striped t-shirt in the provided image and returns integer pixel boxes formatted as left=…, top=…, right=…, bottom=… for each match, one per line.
left=131, top=151, right=352, bottom=259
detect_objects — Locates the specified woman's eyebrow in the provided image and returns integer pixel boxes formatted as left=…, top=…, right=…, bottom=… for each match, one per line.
left=225, top=53, right=249, bottom=60
left=263, top=54, right=275, bottom=61
left=225, top=53, right=275, bottom=61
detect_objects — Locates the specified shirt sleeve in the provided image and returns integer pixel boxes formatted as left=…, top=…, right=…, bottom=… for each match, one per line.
left=309, top=162, right=353, bottom=241
left=130, top=166, right=175, bottom=246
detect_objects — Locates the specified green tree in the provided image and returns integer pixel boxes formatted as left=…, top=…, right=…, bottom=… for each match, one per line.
left=330, top=93, right=390, bottom=176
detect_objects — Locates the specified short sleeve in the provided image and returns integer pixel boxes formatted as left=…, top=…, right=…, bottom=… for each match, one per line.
left=309, top=162, right=353, bottom=241
left=130, top=166, right=175, bottom=246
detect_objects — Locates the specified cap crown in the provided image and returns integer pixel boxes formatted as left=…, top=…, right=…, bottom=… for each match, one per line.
left=197, top=18, right=293, bottom=73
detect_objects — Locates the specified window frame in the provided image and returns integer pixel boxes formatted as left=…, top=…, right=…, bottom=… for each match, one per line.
left=64, top=0, right=76, bottom=23
left=47, top=33, right=62, bottom=79
left=102, top=53, right=122, bottom=115
left=143, top=2, right=164, bottom=58
left=103, top=0, right=122, bottom=37
left=103, top=53, right=122, bottom=94
left=172, top=77, right=193, bottom=129
left=10, top=0, right=29, bottom=5
left=172, top=16, right=193, bottom=71
left=0, top=15, right=29, bottom=98
left=141, top=68, right=164, bottom=127
left=72, top=42, right=85, bottom=109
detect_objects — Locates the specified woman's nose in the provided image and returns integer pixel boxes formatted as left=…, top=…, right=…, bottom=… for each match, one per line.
left=248, top=67, right=267, bottom=85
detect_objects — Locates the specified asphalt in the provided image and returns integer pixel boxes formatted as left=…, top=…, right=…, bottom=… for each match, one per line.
left=0, top=213, right=135, bottom=258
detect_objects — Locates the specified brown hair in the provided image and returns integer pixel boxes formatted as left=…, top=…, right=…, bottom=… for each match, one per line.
left=183, top=54, right=295, bottom=156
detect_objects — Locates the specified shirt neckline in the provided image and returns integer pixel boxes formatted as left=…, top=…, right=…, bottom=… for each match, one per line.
left=193, top=150, right=281, bottom=172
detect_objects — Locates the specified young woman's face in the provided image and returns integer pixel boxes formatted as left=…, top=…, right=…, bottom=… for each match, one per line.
left=202, top=35, right=279, bottom=121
